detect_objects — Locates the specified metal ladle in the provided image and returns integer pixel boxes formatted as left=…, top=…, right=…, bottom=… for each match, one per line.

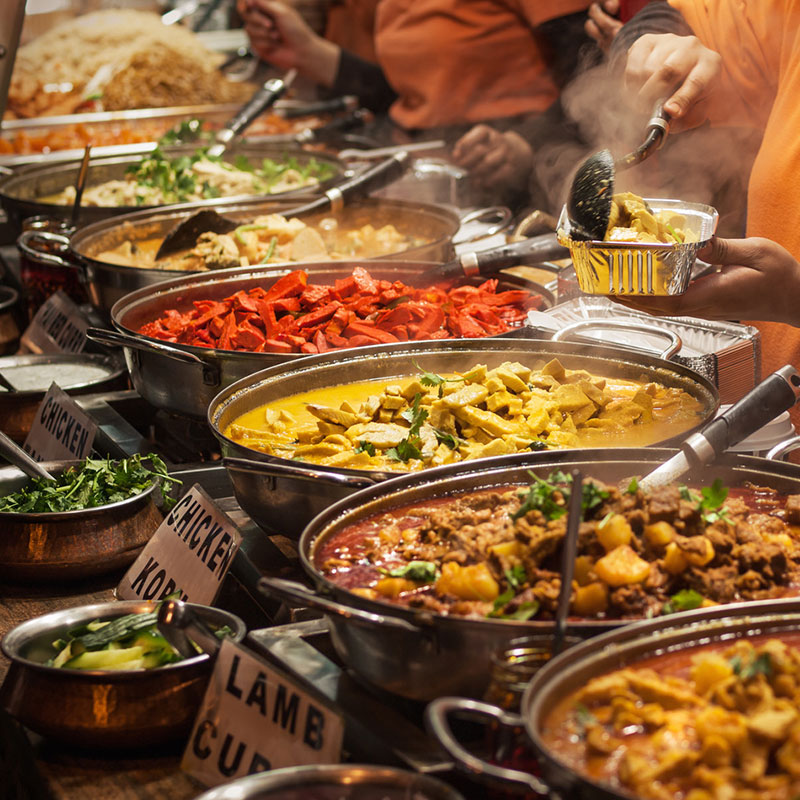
left=0, top=430, right=56, bottom=481
left=70, top=144, right=92, bottom=228
left=567, top=101, right=671, bottom=241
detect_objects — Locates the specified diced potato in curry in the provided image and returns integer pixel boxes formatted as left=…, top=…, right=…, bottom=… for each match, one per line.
left=225, top=358, right=704, bottom=472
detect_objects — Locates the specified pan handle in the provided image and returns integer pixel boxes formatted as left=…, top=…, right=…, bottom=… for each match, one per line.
left=452, top=206, right=513, bottom=245
left=425, top=697, right=551, bottom=796
left=258, top=577, right=423, bottom=634
left=85, top=327, right=210, bottom=366
left=551, top=319, right=682, bottom=360
left=222, top=455, right=379, bottom=489
left=767, top=435, right=800, bottom=461
left=17, top=230, right=77, bottom=270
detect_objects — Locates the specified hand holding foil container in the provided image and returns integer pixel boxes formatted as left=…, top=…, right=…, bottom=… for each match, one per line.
left=557, top=197, right=718, bottom=295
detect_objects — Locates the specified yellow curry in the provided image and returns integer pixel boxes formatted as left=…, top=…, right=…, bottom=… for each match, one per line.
left=224, top=358, right=705, bottom=472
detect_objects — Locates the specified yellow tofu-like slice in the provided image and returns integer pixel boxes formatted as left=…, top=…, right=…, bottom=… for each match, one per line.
left=496, top=366, right=529, bottom=394
left=455, top=406, right=517, bottom=436
left=443, top=383, right=490, bottom=409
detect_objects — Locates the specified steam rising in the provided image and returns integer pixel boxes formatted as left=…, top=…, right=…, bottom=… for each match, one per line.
left=532, top=63, right=759, bottom=237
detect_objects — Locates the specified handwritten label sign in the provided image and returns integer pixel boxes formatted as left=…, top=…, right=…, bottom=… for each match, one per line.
left=23, top=383, right=97, bottom=461
left=182, top=639, right=344, bottom=787
left=116, top=484, right=241, bottom=605
left=21, top=291, right=89, bottom=354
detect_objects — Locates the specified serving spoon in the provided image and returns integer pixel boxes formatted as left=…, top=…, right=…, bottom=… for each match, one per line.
left=640, top=365, right=800, bottom=492
left=154, top=150, right=411, bottom=260
left=567, top=101, right=671, bottom=241
left=0, top=430, right=56, bottom=482
left=552, top=469, right=583, bottom=657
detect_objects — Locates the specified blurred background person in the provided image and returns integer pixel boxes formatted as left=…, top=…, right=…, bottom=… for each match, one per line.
left=596, top=0, right=800, bottom=427
left=237, top=0, right=598, bottom=208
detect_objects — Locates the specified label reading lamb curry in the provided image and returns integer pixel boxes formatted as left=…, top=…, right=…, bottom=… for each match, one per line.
left=181, top=638, right=343, bottom=787
left=116, top=484, right=241, bottom=605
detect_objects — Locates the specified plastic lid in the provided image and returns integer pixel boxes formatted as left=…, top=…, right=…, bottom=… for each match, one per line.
left=718, top=405, right=796, bottom=452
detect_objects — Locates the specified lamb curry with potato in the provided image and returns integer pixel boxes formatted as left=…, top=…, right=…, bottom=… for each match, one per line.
left=543, top=634, right=800, bottom=800
left=315, top=470, right=800, bottom=622
left=225, top=358, right=706, bottom=471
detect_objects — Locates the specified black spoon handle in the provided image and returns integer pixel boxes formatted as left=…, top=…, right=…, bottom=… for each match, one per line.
left=288, top=151, right=411, bottom=216
left=617, top=98, right=671, bottom=171
left=423, top=233, right=568, bottom=282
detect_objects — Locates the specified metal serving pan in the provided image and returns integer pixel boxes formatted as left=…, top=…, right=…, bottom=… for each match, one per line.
left=18, top=187, right=453, bottom=316
left=0, top=143, right=345, bottom=234
left=209, top=339, right=718, bottom=539
left=0, top=352, right=127, bottom=442
left=428, top=598, right=800, bottom=798
left=1, top=599, right=246, bottom=748
left=260, top=447, right=800, bottom=701
left=87, top=261, right=551, bottom=418
left=0, top=458, right=162, bottom=581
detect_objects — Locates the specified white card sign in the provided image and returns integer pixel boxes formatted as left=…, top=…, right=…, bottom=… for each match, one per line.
left=23, top=383, right=97, bottom=461
left=116, top=484, right=242, bottom=605
left=182, top=639, right=344, bottom=787
left=21, top=290, right=89, bottom=354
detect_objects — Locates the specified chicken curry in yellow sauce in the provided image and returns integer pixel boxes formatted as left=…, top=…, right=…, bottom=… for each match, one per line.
left=224, top=358, right=706, bottom=472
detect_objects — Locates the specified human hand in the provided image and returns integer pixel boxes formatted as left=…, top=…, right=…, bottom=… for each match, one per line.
left=451, top=126, right=533, bottom=194
left=237, top=0, right=320, bottom=72
left=585, top=0, right=622, bottom=53
left=624, top=33, right=721, bottom=130
left=613, top=236, right=800, bottom=326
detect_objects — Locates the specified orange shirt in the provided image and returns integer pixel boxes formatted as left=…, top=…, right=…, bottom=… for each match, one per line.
left=373, top=0, right=590, bottom=129
left=670, top=0, right=800, bottom=424
left=325, top=0, right=381, bottom=63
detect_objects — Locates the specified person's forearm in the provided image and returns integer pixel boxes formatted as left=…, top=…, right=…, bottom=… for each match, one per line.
left=333, top=50, right=397, bottom=113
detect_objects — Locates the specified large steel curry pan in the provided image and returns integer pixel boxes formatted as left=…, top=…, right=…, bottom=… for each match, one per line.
left=258, top=447, right=800, bottom=701
left=427, top=599, right=800, bottom=799
left=0, top=144, right=345, bottom=234
left=210, top=338, right=718, bottom=538
left=86, top=263, right=553, bottom=419
left=22, top=196, right=475, bottom=316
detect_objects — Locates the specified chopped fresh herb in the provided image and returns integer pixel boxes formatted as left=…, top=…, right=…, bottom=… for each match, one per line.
left=0, top=453, right=180, bottom=513
left=699, top=479, right=730, bottom=523
left=511, top=471, right=608, bottom=523
left=354, top=440, right=376, bottom=457
left=528, top=439, right=550, bottom=451
left=582, top=481, right=610, bottom=513
left=598, top=510, right=615, bottom=529
left=626, top=477, right=639, bottom=494
left=386, top=295, right=411, bottom=309
left=379, top=561, right=438, bottom=582
left=512, top=471, right=568, bottom=522
left=412, top=360, right=464, bottom=397
left=487, top=589, right=515, bottom=617
left=389, top=394, right=428, bottom=462
left=259, top=236, right=278, bottom=263
left=505, top=564, right=527, bottom=590
left=575, top=703, right=598, bottom=734
left=679, top=484, right=699, bottom=503
left=432, top=428, right=462, bottom=450
left=503, top=601, right=540, bottom=621
left=662, top=588, right=704, bottom=615
left=665, top=223, right=685, bottom=243
left=730, top=652, right=772, bottom=680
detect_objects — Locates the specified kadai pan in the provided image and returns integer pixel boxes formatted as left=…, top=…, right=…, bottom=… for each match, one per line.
left=259, top=445, right=800, bottom=701
left=210, top=338, right=718, bottom=539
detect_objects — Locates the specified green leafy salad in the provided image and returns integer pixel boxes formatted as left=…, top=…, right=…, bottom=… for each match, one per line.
left=0, top=453, right=180, bottom=514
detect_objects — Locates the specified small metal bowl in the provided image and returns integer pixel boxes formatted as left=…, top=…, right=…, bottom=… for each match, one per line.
left=0, top=460, right=164, bottom=581
left=193, top=764, right=465, bottom=800
left=0, top=600, right=246, bottom=749
left=557, top=198, right=718, bottom=295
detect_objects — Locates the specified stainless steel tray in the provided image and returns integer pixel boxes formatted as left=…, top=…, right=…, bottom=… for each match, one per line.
left=528, top=295, right=760, bottom=403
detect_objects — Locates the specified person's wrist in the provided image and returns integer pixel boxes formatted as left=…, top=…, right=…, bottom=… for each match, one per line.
left=295, top=36, right=340, bottom=87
